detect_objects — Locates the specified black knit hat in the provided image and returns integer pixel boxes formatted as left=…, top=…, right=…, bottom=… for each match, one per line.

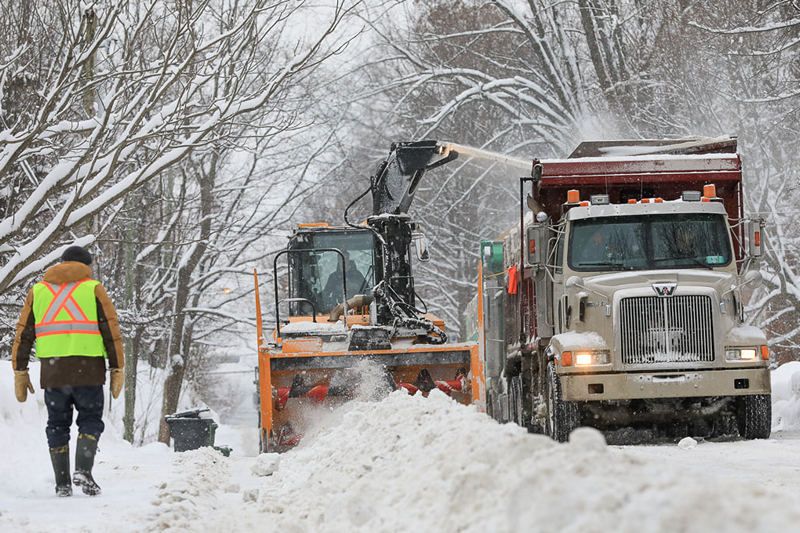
left=61, top=245, right=92, bottom=266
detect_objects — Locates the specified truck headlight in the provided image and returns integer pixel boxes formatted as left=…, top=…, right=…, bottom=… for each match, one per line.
left=725, top=347, right=758, bottom=361
left=574, top=350, right=610, bottom=366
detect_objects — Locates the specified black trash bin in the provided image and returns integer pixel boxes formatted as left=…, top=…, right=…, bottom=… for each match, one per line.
left=165, top=408, right=219, bottom=452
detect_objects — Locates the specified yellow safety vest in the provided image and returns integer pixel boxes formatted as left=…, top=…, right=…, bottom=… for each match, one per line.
left=32, top=279, right=105, bottom=358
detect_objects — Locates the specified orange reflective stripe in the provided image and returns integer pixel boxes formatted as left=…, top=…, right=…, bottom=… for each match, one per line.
left=35, top=321, right=100, bottom=336
left=37, top=330, right=102, bottom=337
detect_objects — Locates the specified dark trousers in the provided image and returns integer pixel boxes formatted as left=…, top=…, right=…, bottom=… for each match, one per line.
left=44, top=386, right=105, bottom=448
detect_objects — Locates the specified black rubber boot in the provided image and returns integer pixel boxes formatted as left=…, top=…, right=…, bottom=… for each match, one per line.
left=49, top=445, right=72, bottom=497
left=73, top=433, right=101, bottom=496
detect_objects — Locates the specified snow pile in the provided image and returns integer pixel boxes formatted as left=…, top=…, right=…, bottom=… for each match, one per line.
left=255, top=392, right=799, bottom=532
left=251, top=453, right=281, bottom=477
left=148, top=448, right=236, bottom=531
left=771, top=361, right=800, bottom=432
left=147, top=390, right=800, bottom=532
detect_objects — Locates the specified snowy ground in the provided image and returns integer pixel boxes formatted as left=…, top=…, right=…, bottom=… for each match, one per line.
left=2, top=360, right=800, bottom=532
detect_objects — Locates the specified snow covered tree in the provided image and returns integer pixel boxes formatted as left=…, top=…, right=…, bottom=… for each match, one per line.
left=0, top=0, right=363, bottom=442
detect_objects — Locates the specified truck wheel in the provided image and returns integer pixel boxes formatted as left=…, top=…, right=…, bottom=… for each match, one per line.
left=546, top=362, right=579, bottom=443
left=736, top=394, right=771, bottom=440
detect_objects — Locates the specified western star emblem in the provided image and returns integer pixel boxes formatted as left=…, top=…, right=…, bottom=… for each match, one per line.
left=652, top=282, right=677, bottom=297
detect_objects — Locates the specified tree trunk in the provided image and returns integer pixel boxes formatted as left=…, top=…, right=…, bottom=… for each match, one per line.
left=158, top=158, right=217, bottom=443
left=123, top=327, right=141, bottom=443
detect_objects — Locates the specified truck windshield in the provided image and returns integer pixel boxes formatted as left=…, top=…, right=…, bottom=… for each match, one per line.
left=568, top=213, right=732, bottom=272
left=290, top=231, right=375, bottom=314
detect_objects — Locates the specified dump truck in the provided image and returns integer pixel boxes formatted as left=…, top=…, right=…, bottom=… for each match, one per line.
left=253, top=141, right=483, bottom=452
left=471, top=136, right=771, bottom=441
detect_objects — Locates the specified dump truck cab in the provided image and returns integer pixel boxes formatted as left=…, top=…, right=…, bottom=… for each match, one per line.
left=475, top=138, right=771, bottom=442
left=551, top=197, right=769, bottom=402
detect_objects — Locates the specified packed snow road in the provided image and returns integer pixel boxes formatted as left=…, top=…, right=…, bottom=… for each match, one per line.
left=2, top=361, right=800, bottom=532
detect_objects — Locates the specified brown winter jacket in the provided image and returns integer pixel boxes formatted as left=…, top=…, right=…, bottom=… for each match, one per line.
left=11, top=261, right=124, bottom=388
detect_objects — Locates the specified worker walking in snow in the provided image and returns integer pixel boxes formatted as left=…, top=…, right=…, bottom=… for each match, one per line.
left=10, top=245, right=124, bottom=497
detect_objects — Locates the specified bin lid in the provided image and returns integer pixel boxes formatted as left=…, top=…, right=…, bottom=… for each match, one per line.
left=167, top=408, right=210, bottom=419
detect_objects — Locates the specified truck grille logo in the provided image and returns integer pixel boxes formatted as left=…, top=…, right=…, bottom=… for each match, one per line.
left=652, top=282, right=677, bottom=297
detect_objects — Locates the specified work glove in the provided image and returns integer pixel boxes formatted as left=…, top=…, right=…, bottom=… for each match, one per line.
left=14, top=370, right=35, bottom=403
left=110, top=368, right=124, bottom=399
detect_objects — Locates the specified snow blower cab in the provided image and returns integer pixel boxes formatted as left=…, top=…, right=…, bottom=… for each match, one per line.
left=254, top=141, right=483, bottom=452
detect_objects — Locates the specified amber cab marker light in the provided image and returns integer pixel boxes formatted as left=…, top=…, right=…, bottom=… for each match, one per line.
left=655, top=197, right=664, bottom=203
left=561, top=351, right=573, bottom=367
left=567, top=189, right=580, bottom=204
left=641, top=198, right=650, bottom=204
left=760, top=345, right=769, bottom=360
left=579, top=201, right=590, bottom=207
left=298, top=222, right=330, bottom=228
left=627, top=199, right=637, bottom=204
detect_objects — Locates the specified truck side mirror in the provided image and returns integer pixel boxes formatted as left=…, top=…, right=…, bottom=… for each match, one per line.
left=412, top=232, right=430, bottom=263
left=747, top=219, right=764, bottom=258
left=526, top=225, right=547, bottom=266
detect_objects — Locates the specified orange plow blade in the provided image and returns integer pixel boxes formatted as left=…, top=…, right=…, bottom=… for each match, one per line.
left=257, top=344, right=483, bottom=453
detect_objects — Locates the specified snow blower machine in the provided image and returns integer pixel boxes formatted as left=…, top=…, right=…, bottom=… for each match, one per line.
left=254, top=141, right=484, bottom=452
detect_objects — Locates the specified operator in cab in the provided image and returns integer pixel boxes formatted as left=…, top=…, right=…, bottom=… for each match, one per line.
left=321, top=256, right=368, bottom=310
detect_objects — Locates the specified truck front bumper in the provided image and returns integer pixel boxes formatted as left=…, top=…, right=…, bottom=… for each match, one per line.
left=561, top=367, right=770, bottom=402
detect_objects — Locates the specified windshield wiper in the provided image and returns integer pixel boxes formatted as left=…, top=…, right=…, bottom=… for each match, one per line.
left=652, top=256, right=713, bottom=270
left=575, top=261, right=632, bottom=271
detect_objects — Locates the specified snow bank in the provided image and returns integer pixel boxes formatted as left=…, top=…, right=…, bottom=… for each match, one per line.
left=145, top=390, right=800, bottom=532
left=258, top=392, right=800, bottom=532
left=771, top=361, right=800, bottom=432
left=148, top=448, right=235, bottom=530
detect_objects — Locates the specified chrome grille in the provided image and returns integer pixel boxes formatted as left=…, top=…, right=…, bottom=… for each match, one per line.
left=619, top=295, right=715, bottom=365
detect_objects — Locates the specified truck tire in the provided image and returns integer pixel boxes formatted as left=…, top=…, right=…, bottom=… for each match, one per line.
left=546, top=362, right=579, bottom=443
left=736, top=394, right=771, bottom=440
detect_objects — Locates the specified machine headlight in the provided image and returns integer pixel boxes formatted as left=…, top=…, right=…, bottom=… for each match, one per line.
left=573, top=350, right=610, bottom=366
left=725, top=347, right=758, bottom=361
